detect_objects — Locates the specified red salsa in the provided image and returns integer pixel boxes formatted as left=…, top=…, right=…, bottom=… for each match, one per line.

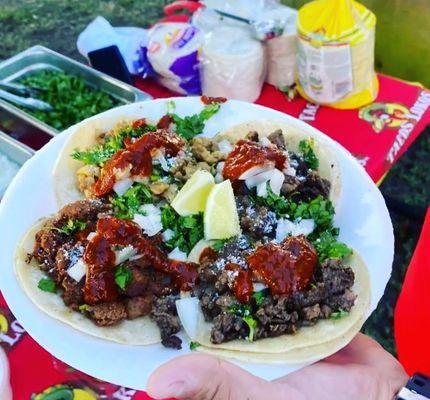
left=225, top=263, right=254, bottom=303
left=93, top=130, right=183, bottom=197
left=83, top=217, right=198, bottom=305
left=246, top=235, right=318, bottom=298
left=226, top=236, right=318, bottom=304
left=201, top=96, right=227, bottom=105
left=223, top=139, right=286, bottom=181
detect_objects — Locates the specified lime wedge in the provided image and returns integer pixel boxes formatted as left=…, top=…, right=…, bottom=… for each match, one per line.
left=204, top=180, right=241, bottom=240
left=171, top=170, right=215, bottom=216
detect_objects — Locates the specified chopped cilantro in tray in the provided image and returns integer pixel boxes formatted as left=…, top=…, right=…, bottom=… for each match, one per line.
left=15, top=70, right=121, bottom=131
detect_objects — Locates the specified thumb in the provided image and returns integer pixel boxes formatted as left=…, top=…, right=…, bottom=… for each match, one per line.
left=147, top=354, right=300, bottom=400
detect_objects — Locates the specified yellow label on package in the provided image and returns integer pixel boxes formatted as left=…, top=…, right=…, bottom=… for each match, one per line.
left=298, top=40, right=353, bottom=104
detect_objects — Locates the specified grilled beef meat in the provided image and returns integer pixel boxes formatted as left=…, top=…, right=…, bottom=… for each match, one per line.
left=151, top=296, right=182, bottom=349
left=199, top=258, right=356, bottom=344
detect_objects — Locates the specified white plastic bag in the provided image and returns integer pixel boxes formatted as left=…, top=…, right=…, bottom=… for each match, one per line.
left=146, top=23, right=204, bottom=95
left=77, top=16, right=148, bottom=76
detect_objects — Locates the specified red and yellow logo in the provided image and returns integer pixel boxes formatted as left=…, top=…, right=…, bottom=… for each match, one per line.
left=31, top=384, right=99, bottom=400
left=359, top=102, right=410, bottom=133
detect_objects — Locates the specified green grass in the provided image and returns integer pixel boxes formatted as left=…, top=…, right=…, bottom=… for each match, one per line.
left=1, top=0, right=429, bottom=355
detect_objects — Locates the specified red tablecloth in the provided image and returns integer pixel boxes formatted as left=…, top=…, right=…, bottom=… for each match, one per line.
left=2, top=74, right=430, bottom=398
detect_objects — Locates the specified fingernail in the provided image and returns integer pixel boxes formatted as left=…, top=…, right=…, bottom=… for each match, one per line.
left=147, top=380, right=185, bottom=399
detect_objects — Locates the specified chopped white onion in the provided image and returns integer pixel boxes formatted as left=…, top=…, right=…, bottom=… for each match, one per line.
left=275, top=219, right=315, bottom=242
left=113, top=178, right=134, bottom=196
left=168, top=247, right=187, bottom=261
left=245, top=168, right=284, bottom=196
left=239, top=164, right=274, bottom=180
left=269, top=168, right=285, bottom=196
left=175, top=297, right=200, bottom=340
left=115, top=245, right=137, bottom=266
left=245, top=169, right=274, bottom=189
left=152, top=149, right=169, bottom=171
left=162, top=229, right=175, bottom=241
left=217, top=139, right=233, bottom=154
left=133, top=205, right=163, bottom=236
left=187, top=239, right=213, bottom=263
left=253, top=282, right=267, bottom=292
left=259, top=137, right=272, bottom=147
left=67, top=259, right=87, bottom=282
left=86, top=232, right=97, bottom=240
left=284, top=166, right=297, bottom=177
left=256, top=181, right=268, bottom=197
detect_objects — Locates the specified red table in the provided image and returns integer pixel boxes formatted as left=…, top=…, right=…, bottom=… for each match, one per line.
left=2, top=74, right=430, bottom=399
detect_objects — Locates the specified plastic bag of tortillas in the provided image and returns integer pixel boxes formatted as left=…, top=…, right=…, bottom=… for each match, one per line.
left=200, top=25, right=266, bottom=102
left=296, top=0, right=378, bottom=109
left=145, top=23, right=204, bottom=95
left=193, top=0, right=297, bottom=91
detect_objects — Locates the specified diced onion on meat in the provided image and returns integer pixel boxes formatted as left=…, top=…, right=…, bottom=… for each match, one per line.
left=238, top=164, right=274, bottom=180
left=86, top=232, right=97, bottom=240
left=176, top=297, right=200, bottom=340
left=152, top=149, right=169, bottom=172
left=168, top=247, right=187, bottom=261
left=275, top=219, right=315, bottom=242
left=187, top=239, right=213, bottom=263
left=284, top=166, right=297, bottom=177
left=67, top=259, right=87, bottom=282
left=113, top=178, right=134, bottom=196
left=217, top=139, right=233, bottom=154
left=245, top=168, right=285, bottom=197
left=269, top=168, right=285, bottom=196
left=253, top=282, right=267, bottom=292
left=162, top=229, right=175, bottom=241
left=259, top=137, right=272, bottom=147
left=133, top=205, right=163, bottom=236
left=256, top=181, right=268, bottom=197
left=115, top=245, right=137, bottom=266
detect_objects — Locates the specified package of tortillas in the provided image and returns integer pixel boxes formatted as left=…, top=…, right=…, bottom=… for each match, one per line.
left=296, top=0, right=378, bottom=109
left=146, top=23, right=204, bottom=95
left=262, top=5, right=298, bottom=88
left=200, top=26, right=266, bottom=102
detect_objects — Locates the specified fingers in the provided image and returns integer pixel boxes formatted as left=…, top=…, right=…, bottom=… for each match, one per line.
left=147, top=353, right=302, bottom=400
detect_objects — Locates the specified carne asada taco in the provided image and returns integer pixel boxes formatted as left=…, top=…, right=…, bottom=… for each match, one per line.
left=15, top=97, right=369, bottom=359
left=15, top=200, right=191, bottom=347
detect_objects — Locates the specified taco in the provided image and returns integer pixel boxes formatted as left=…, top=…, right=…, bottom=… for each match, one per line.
left=16, top=97, right=368, bottom=359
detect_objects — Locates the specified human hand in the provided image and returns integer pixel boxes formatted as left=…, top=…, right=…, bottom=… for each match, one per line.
left=147, top=333, right=408, bottom=400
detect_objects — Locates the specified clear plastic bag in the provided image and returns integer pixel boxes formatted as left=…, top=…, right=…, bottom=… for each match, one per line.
left=200, top=26, right=266, bottom=102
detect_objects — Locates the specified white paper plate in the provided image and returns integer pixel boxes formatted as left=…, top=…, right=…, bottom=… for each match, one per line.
left=0, top=97, right=393, bottom=390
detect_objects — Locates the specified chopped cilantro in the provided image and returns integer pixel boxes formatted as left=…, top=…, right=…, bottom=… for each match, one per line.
left=211, top=239, right=228, bottom=252
left=52, top=219, right=86, bottom=235
left=189, top=341, right=201, bottom=350
left=170, top=103, right=221, bottom=139
left=37, top=278, right=57, bottom=293
left=312, top=231, right=352, bottom=262
left=111, top=183, right=153, bottom=219
left=243, top=316, right=258, bottom=342
left=252, top=290, right=266, bottom=306
left=160, top=205, right=204, bottom=254
left=114, top=265, right=132, bottom=290
left=79, top=304, right=90, bottom=313
left=251, top=185, right=290, bottom=217
left=71, top=123, right=156, bottom=166
left=228, top=303, right=252, bottom=317
left=16, top=70, right=119, bottom=131
left=299, top=138, right=319, bottom=170
left=330, top=309, right=349, bottom=320
left=290, top=196, right=335, bottom=233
